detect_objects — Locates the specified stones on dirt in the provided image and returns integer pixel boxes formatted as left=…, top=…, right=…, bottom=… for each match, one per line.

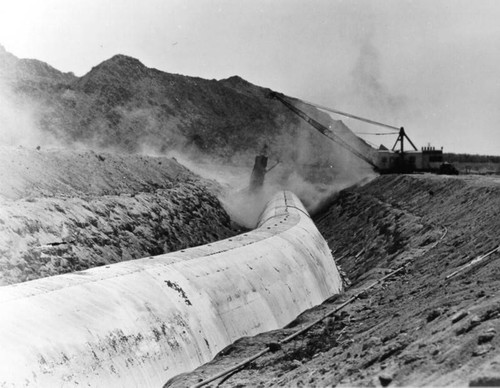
left=378, top=373, right=393, bottom=387
left=290, top=360, right=302, bottom=369
left=362, top=337, right=382, bottom=351
left=469, top=375, right=500, bottom=387
left=338, top=311, right=350, bottom=320
left=477, top=328, right=496, bottom=344
left=364, top=338, right=410, bottom=369
left=451, top=310, right=469, bottom=324
left=338, top=267, right=352, bottom=288
left=427, top=307, right=444, bottom=322
left=471, top=315, right=483, bottom=326
left=480, top=305, right=500, bottom=322
left=457, top=314, right=484, bottom=336
left=268, top=343, right=282, bottom=352
left=472, top=344, right=493, bottom=357
left=402, top=353, right=423, bottom=364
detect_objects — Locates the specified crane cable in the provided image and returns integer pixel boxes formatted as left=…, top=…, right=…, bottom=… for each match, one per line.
left=270, top=93, right=378, bottom=169
left=300, top=98, right=401, bottom=132
left=355, top=132, right=397, bottom=136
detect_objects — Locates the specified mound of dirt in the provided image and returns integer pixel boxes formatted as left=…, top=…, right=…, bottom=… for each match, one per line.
left=0, top=145, right=209, bottom=200
left=172, top=174, right=500, bottom=387
left=0, top=146, right=235, bottom=286
left=0, top=45, right=379, bottom=224
left=0, top=45, right=373, bottom=187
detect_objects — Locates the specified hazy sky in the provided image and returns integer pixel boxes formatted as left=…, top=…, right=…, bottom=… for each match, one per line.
left=1, top=0, right=499, bottom=155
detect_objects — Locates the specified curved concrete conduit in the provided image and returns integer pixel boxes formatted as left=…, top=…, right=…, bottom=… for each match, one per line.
left=0, top=191, right=342, bottom=387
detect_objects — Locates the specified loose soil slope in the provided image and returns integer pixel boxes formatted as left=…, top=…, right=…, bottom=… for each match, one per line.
left=0, top=146, right=234, bottom=285
left=173, top=174, right=500, bottom=387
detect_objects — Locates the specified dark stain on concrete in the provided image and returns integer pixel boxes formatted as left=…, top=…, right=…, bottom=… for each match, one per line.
left=164, top=280, right=192, bottom=306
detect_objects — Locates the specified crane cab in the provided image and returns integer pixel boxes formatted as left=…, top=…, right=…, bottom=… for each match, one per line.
left=376, top=145, right=448, bottom=173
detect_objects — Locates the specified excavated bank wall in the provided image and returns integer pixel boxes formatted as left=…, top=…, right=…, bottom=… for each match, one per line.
left=0, top=191, right=342, bottom=387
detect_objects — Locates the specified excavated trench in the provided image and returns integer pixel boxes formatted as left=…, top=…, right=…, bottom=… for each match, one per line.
left=0, top=191, right=342, bottom=387
left=3, top=166, right=500, bottom=387
left=174, top=174, right=500, bottom=387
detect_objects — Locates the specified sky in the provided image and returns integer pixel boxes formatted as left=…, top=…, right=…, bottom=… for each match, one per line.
left=1, top=0, right=499, bottom=155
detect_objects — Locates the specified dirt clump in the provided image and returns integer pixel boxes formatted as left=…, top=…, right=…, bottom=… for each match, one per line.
left=171, top=174, right=500, bottom=387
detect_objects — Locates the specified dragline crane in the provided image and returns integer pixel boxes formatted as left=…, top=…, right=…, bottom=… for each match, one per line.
left=269, top=92, right=456, bottom=174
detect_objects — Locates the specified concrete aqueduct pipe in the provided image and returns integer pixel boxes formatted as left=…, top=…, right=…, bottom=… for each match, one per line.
left=0, top=191, right=342, bottom=387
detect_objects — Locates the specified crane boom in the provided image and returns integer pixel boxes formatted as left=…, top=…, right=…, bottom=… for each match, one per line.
left=300, top=99, right=400, bottom=132
left=269, top=92, right=378, bottom=169
left=301, top=97, right=417, bottom=153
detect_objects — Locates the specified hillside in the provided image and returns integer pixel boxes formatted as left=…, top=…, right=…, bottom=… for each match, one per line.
left=0, top=45, right=373, bottom=188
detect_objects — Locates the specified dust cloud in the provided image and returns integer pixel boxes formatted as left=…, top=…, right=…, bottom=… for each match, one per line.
left=0, top=82, right=58, bottom=148
left=204, top=161, right=374, bottom=229
left=0, top=75, right=375, bottom=229
left=128, top=90, right=379, bottom=229
left=164, top=127, right=376, bottom=229
left=350, top=36, right=408, bottom=116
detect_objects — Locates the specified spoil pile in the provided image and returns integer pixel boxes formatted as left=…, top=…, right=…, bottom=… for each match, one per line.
left=0, top=45, right=373, bottom=190
left=173, top=174, right=500, bottom=387
left=0, top=146, right=235, bottom=285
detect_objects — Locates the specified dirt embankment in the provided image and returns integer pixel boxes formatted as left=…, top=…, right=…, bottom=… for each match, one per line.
left=0, top=146, right=235, bottom=285
left=173, top=174, right=500, bottom=387
left=1, top=45, right=373, bottom=193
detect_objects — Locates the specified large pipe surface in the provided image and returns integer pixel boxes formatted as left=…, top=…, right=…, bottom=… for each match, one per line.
left=0, top=191, right=342, bottom=387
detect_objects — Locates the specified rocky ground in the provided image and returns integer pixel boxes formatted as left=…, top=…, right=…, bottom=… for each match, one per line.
left=0, top=146, right=235, bottom=285
left=172, top=174, right=500, bottom=387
